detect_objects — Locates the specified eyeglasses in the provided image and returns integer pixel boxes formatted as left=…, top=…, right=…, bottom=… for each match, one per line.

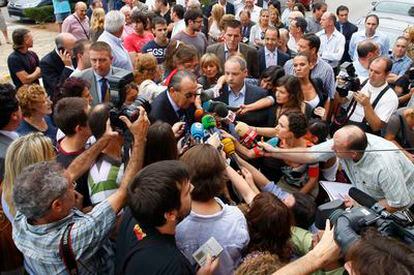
left=184, top=92, right=201, bottom=99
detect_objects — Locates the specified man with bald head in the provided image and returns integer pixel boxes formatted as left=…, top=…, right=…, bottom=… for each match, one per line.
left=262, top=125, right=414, bottom=212
left=40, top=32, right=77, bottom=96
left=62, top=2, right=90, bottom=40
left=316, top=11, right=345, bottom=69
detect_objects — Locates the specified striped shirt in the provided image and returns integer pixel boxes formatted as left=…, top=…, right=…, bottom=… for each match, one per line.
left=88, top=155, right=124, bottom=205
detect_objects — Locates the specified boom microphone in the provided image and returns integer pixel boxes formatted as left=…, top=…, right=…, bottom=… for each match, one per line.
left=348, top=187, right=377, bottom=209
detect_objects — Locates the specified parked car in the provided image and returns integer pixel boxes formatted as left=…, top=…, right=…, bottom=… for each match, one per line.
left=356, top=0, right=414, bottom=51
left=7, top=0, right=52, bottom=20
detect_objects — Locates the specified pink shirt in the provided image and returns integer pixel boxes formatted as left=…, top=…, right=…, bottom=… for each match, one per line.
left=121, top=24, right=135, bottom=40
left=61, top=14, right=90, bottom=40
left=123, top=32, right=154, bottom=53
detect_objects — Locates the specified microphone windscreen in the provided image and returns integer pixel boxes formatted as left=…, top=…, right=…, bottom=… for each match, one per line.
left=200, top=89, right=214, bottom=102
left=201, top=114, right=217, bottom=130
left=190, top=123, right=204, bottom=140
left=235, top=122, right=251, bottom=137
left=348, top=187, right=377, bottom=208
left=266, top=137, right=279, bottom=147
left=214, top=103, right=229, bottom=118
left=194, top=109, right=204, bottom=122
left=222, top=138, right=236, bottom=155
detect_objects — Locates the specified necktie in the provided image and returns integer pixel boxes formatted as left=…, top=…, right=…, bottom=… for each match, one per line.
left=268, top=52, right=276, bottom=66
left=100, top=78, right=108, bottom=102
left=243, top=26, right=247, bottom=37
left=177, top=109, right=185, bottom=120
left=340, top=24, right=344, bottom=34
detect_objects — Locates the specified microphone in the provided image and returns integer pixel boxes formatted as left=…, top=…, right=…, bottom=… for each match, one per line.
left=348, top=187, right=377, bottom=209
left=194, top=109, right=204, bottom=122
left=202, top=100, right=240, bottom=113
left=213, top=103, right=229, bottom=118
left=221, top=137, right=242, bottom=172
left=235, top=121, right=259, bottom=148
left=266, top=137, right=280, bottom=147
left=190, top=123, right=204, bottom=144
left=201, top=114, right=220, bottom=136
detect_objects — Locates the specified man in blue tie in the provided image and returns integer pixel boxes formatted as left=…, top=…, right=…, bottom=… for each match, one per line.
left=335, top=5, right=357, bottom=63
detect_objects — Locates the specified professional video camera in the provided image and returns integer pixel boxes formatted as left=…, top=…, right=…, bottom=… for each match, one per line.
left=316, top=187, right=414, bottom=254
left=406, top=66, right=414, bottom=89
left=336, top=62, right=361, bottom=97
left=107, top=70, right=151, bottom=132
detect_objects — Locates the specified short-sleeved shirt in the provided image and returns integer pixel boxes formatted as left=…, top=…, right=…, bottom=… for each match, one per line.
left=61, top=14, right=90, bottom=40
left=390, top=54, right=412, bottom=76
left=13, top=200, right=116, bottom=274
left=141, top=40, right=168, bottom=64
left=310, top=134, right=414, bottom=208
left=172, top=31, right=208, bottom=56
left=7, top=50, right=40, bottom=89
left=115, top=208, right=195, bottom=274
left=123, top=32, right=154, bottom=53
left=385, top=107, right=414, bottom=149
left=52, top=0, right=71, bottom=14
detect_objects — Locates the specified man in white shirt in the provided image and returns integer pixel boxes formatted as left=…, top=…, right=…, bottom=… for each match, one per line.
left=281, top=0, right=295, bottom=26
left=236, top=0, right=262, bottom=23
left=170, top=4, right=186, bottom=38
left=316, top=12, right=345, bottom=69
left=342, top=56, right=398, bottom=134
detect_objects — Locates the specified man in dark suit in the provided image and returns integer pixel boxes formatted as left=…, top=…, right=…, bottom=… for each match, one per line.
left=206, top=19, right=259, bottom=78
left=240, top=10, right=255, bottom=44
left=335, top=5, right=358, bottom=63
left=258, top=27, right=290, bottom=76
left=150, top=70, right=197, bottom=126
left=0, top=84, right=22, bottom=180
left=72, top=41, right=129, bottom=106
left=205, top=0, right=235, bottom=16
left=39, top=33, right=76, bottom=96
left=215, top=56, right=270, bottom=127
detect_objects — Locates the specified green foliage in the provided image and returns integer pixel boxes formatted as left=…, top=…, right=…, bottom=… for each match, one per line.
left=23, top=5, right=55, bottom=24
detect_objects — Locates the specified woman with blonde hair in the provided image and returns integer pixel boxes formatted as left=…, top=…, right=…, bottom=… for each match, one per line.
left=269, top=6, right=284, bottom=28
left=1, top=133, right=55, bottom=222
left=403, top=26, right=414, bottom=60
left=198, top=53, right=222, bottom=89
left=89, top=8, right=105, bottom=42
left=208, top=4, right=225, bottom=43
left=249, top=9, right=270, bottom=48
left=16, top=84, right=57, bottom=144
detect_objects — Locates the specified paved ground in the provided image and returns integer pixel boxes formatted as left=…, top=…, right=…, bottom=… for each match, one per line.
left=0, top=7, right=58, bottom=81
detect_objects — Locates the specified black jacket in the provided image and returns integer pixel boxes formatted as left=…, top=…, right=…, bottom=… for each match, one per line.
left=39, top=50, right=73, bottom=96
left=258, top=47, right=290, bottom=76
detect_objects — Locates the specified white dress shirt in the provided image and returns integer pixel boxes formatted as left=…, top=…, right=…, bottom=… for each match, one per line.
left=316, top=29, right=346, bottom=68
left=264, top=46, right=278, bottom=67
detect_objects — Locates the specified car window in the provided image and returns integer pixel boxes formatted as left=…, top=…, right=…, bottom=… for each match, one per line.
left=375, top=1, right=414, bottom=16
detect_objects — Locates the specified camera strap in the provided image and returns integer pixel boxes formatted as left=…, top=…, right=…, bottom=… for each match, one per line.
left=361, top=84, right=390, bottom=125
left=73, top=15, right=90, bottom=40
left=59, top=222, right=79, bottom=275
left=344, top=79, right=370, bottom=120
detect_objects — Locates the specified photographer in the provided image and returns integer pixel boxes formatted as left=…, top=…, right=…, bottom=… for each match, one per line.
left=337, top=56, right=398, bottom=134
left=394, top=65, right=414, bottom=106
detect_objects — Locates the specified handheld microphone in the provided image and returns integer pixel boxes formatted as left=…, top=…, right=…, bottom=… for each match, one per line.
left=194, top=109, right=204, bottom=122
left=222, top=137, right=242, bottom=172
left=201, top=114, right=220, bottom=137
left=213, top=103, right=229, bottom=118
left=266, top=137, right=280, bottom=147
left=235, top=121, right=258, bottom=148
left=190, top=123, right=204, bottom=144
left=348, top=187, right=377, bottom=209
left=202, top=100, right=240, bottom=113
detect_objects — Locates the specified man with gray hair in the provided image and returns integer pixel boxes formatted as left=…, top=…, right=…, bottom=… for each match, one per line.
left=98, top=10, right=133, bottom=71
left=39, top=32, right=77, bottom=96
left=62, top=2, right=90, bottom=40
left=214, top=56, right=270, bottom=127
left=12, top=108, right=149, bottom=274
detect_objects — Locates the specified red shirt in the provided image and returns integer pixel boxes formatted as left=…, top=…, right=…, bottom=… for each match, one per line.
left=123, top=32, right=154, bottom=53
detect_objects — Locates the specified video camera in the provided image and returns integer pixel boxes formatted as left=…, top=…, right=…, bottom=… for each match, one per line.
left=107, top=70, right=151, bottom=132
left=336, top=62, right=361, bottom=97
left=316, top=188, right=414, bottom=254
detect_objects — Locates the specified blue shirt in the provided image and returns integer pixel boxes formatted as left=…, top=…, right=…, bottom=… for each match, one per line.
left=228, top=83, right=246, bottom=107
left=349, top=30, right=390, bottom=61
left=16, top=116, right=57, bottom=145
left=52, top=0, right=71, bottom=14
left=390, top=54, right=412, bottom=76
left=176, top=198, right=249, bottom=275
left=98, top=31, right=133, bottom=71
left=141, top=40, right=167, bottom=64
left=13, top=200, right=117, bottom=275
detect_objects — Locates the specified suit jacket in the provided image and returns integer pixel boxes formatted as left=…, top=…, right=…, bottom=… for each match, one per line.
left=0, top=133, right=14, bottom=180
left=206, top=43, right=260, bottom=78
left=71, top=66, right=128, bottom=106
left=39, top=50, right=73, bottom=96
left=335, top=21, right=358, bottom=63
left=149, top=91, right=195, bottom=126
left=258, top=47, right=290, bottom=75
left=205, top=1, right=235, bottom=16
left=215, top=83, right=270, bottom=127
left=241, top=22, right=255, bottom=44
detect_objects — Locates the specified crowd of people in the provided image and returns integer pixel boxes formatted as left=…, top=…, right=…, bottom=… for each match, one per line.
left=1, top=0, right=414, bottom=274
